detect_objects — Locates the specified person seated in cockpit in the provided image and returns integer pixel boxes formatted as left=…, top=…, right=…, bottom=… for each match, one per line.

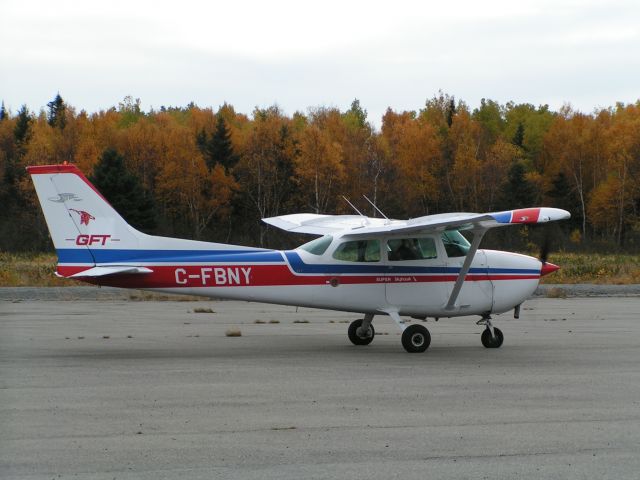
left=389, top=239, right=420, bottom=261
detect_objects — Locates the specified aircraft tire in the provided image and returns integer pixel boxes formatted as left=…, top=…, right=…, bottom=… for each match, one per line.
left=481, top=327, right=504, bottom=348
left=401, top=324, right=431, bottom=353
left=348, top=319, right=375, bottom=346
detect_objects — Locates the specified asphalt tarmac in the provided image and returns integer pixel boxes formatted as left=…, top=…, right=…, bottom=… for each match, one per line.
left=1, top=295, right=640, bottom=479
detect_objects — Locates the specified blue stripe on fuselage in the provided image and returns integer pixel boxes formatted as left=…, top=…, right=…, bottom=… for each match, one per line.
left=284, top=251, right=539, bottom=275
left=56, top=248, right=284, bottom=264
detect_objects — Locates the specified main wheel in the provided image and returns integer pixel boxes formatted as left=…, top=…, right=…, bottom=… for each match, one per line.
left=481, top=327, right=504, bottom=348
left=401, top=324, right=431, bottom=353
left=348, top=319, right=375, bottom=346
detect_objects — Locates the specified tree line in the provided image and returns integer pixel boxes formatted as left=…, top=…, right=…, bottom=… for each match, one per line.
left=1, top=93, right=639, bottom=253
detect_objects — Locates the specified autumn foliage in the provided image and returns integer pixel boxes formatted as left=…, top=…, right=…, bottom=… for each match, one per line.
left=1, top=94, right=640, bottom=253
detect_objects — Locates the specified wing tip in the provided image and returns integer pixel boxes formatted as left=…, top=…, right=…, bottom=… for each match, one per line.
left=491, top=207, right=571, bottom=224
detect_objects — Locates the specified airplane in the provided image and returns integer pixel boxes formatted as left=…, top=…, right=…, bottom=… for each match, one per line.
left=27, top=163, right=570, bottom=353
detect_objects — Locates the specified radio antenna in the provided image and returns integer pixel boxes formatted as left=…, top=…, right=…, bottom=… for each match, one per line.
left=363, top=195, right=389, bottom=220
left=342, top=196, right=365, bottom=217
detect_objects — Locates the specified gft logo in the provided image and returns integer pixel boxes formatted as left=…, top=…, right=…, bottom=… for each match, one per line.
left=75, top=234, right=111, bottom=246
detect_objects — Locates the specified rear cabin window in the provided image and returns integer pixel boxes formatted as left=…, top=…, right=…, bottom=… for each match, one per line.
left=387, top=237, right=438, bottom=261
left=299, top=235, right=333, bottom=256
left=332, top=240, right=380, bottom=262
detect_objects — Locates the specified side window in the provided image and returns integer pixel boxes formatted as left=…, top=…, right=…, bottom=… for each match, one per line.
left=387, top=237, right=438, bottom=261
left=417, top=238, right=438, bottom=259
left=332, top=239, right=380, bottom=262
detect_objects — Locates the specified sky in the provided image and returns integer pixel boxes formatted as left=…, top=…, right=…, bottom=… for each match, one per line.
left=1, top=0, right=639, bottom=127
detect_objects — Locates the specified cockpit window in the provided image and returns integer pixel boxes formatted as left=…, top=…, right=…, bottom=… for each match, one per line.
left=387, top=237, right=438, bottom=261
left=332, top=239, right=380, bottom=262
left=441, top=230, right=470, bottom=257
left=299, top=235, right=333, bottom=256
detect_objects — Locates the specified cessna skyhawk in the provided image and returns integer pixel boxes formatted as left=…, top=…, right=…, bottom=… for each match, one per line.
left=28, top=164, right=569, bottom=353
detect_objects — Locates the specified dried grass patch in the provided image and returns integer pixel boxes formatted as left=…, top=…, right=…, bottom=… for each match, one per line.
left=225, top=328, right=242, bottom=337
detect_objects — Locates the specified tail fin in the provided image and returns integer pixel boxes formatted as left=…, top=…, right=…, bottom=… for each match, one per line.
left=28, top=164, right=252, bottom=278
left=28, top=164, right=143, bottom=267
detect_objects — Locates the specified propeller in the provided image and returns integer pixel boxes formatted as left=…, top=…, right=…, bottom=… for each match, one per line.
left=537, top=227, right=559, bottom=276
left=539, top=232, right=550, bottom=265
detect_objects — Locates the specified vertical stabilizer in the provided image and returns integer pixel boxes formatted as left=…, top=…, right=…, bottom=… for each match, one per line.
left=28, top=164, right=259, bottom=278
left=28, top=164, right=142, bottom=266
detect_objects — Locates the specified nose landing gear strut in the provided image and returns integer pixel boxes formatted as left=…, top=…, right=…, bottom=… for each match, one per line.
left=477, top=314, right=504, bottom=348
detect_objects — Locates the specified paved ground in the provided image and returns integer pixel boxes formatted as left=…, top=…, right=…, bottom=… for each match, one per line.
left=1, top=296, right=640, bottom=479
left=2, top=283, right=640, bottom=302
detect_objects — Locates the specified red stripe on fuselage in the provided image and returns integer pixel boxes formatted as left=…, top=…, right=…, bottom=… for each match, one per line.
left=56, top=264, right=539, bottom=288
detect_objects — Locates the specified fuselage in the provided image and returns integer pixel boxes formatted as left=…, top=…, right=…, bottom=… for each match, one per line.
left=57, top=231, right=544, bottom=318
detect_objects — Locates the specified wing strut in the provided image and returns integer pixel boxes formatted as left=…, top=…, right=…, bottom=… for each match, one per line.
left=445, top=228, right=487, bottom=310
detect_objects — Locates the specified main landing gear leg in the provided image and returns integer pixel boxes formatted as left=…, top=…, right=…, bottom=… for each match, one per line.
left=359, top=313, right=374, bottom=338
left=348, top=314, right=375, bottom=346
left=477, top=314, right=504, bottom=348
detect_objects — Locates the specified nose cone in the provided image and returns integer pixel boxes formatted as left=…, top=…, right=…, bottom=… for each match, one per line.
left=540, top=262, right=560, bottom=277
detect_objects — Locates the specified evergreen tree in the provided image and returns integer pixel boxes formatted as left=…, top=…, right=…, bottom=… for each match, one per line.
left=90, top=148, right=157, bottom=231
left=207, top=115, right=236, bottom=170
left=512, top=122, right=525, bottom=148
left=547, top=171, right=570, bottom=204
left=547, top=171, right=580, bottom=230
left=446, top=98, right=456, bottom=127
left=47, top=93, right=67, bottom=129
left=14, top=105, right=32, bottom=145
left=345, top=98, right=367, bottom=128
left=196, top=128, right=208, bottom=154
left=2, top=106, right=31, bottom=235
left=499, top=161, right=538, bottom=209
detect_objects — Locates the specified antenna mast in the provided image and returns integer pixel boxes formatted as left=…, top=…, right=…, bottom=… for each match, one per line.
left=363, top=195, right=389, bottom=221
left=342, top=196, right=366, bottom=217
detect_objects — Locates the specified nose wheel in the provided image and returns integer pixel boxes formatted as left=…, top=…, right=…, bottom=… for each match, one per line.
left=478, top=316, right=504, bottom=348
left=481, top=327, right=504, bottom=348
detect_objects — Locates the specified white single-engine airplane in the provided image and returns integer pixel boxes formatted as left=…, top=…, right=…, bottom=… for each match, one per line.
left=28, top=164, right=570, bottom=353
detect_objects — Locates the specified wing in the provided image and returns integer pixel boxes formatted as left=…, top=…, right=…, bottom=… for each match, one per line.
left=263, top=207, right=570, bottom=236
left=264, top=207, right=570, bottom=312
left=262, top=213, right=388, bottom=235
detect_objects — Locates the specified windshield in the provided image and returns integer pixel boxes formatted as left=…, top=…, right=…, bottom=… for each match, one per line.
left=298, top=235, right=333, bottom=256
left=441, top=230, right=471, bottom=257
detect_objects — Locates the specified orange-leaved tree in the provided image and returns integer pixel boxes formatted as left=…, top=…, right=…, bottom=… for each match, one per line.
left=294, top=124, right=345, bottom=214
left=382, top=109, right=441, bottom=217
left=155, top=123, right=237, bottom=239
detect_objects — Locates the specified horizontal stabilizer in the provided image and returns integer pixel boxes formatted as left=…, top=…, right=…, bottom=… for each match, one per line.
left=69, top=266, right=153, bottom=278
